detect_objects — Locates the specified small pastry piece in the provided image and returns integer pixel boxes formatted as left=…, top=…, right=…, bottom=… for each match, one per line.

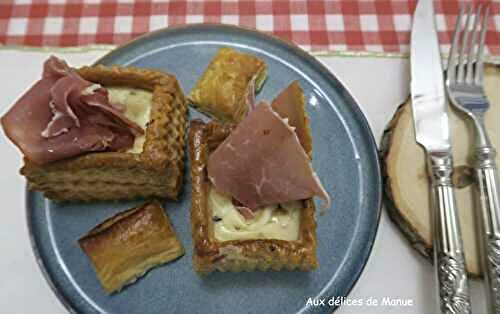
left=189, top=120, right=318, bottom=274
left=18, top=63, right=188, bottom=201
left=79, top=201, right=184, bottom=293
left=271, top=80, right=313, bottom=157
left=188, top=47, right=267, bottom=123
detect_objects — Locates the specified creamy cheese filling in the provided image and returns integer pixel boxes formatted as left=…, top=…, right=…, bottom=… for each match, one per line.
left=107, top=87, right=153, bottom=154
left=209, top=185, right=301, bottom=241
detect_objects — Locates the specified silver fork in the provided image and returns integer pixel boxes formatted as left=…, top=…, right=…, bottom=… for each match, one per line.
left=446, top=4, right=500, bottom=314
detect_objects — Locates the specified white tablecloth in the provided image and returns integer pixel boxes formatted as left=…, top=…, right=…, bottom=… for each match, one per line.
left=0, top=49, right=487, bottom=313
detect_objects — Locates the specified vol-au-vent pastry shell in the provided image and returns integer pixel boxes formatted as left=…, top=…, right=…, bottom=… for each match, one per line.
left=21, top=65, right=188, bottom=202
left=188, top=47, right=267, bottom=123
left=189, top=120, right=318, bottom=274
left=78, top=201, right=185, bottom=293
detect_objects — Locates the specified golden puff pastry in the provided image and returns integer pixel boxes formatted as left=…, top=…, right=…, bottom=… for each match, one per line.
left=188, top=47, right=267, bottom=123
left=271, top=80, right=313, bottom=158
left=21, top=65, right=188, bottom=202
left=78, top=201, right=184, bottom=293
left=188, top=120, right=318, bottom=274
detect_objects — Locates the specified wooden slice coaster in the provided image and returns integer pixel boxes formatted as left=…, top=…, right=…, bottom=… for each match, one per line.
left=381, top=65, right=500, bottom=276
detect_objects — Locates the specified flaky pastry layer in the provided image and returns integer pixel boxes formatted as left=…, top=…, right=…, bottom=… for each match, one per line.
left=79, top=201, right=184, bottom=293
left=188, top=47, right=267, bottom=123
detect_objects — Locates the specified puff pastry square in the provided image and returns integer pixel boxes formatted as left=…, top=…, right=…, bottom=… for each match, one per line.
left=21, top=65, right=188, bottom=202
left=79, top=201, right=184, bottom=293
left=188, top=47, right=267, bottom=123
left=189, top=120, right=318, bottom=274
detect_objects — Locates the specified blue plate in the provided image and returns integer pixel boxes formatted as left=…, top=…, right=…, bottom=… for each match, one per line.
left=27, top=24, right=381, bottom=314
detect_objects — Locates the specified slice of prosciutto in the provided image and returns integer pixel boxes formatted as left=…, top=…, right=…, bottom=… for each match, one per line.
left=1, top=56, right=143, bottom=165
left=207, top=102, right=330, bottom=211
left=231, top=198, right=256, bottom=219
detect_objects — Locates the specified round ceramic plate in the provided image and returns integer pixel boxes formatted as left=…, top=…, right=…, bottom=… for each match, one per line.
left=27, top=24, right=381, bottom=314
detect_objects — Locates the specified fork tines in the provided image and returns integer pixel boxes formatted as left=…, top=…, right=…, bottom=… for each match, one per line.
left=447, top=4, right=490, bottom=85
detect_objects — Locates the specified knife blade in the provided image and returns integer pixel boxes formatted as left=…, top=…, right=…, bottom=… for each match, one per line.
left=410, top=0, right=471, bottom=313
left=410, top=0, right=448, bottom=153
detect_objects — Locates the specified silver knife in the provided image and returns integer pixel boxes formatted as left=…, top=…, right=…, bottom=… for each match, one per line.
left=410, top=0, right=471, bottom=313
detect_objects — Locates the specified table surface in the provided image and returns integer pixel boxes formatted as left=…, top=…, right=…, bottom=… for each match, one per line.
left=0, top=49, right=488, bottom=314
left=1, top=0, right=499, bottom=54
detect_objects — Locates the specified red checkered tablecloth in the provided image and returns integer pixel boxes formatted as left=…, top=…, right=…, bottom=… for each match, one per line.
left=0, top=0, right=499, bottom=55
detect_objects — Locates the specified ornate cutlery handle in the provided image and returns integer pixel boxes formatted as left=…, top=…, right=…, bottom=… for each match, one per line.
left=475, top=146, right=500, bottom=314
left=428, top=152, right=471, bottom=314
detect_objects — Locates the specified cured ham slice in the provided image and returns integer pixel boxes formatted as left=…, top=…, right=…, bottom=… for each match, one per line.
left=231, top=198, right=256, bottom=219
left=80, top=88, right=144, bottom=136
left=43, top=56, right=71, bottom=79
left=235, top=206, right=256, bottom=219
left=1, top=56, right=143, bottom=164
left=207, top=102, right=330, bottom=211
